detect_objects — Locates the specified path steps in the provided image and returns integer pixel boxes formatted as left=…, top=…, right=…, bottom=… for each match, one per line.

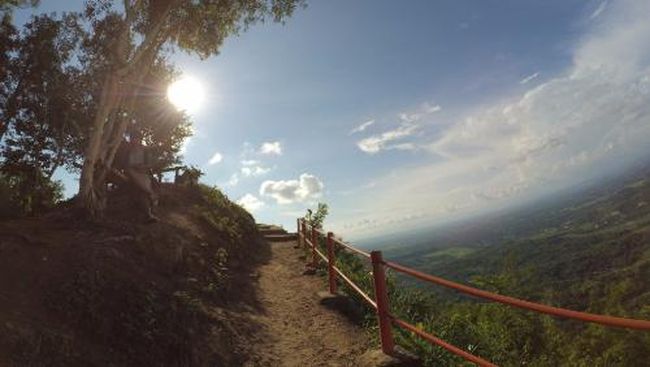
left=257, top=224, right=297, bottom=241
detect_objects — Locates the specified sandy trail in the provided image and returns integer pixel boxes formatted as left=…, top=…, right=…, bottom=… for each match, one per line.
left=245, top=240, right=370, bottom=367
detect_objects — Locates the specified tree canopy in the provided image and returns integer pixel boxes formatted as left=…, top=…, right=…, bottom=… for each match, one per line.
left=0, top=0, right=39, bottom=13
left=73, top=0, right=304, bottom=217
left=1, top=0, right=305, bottom=217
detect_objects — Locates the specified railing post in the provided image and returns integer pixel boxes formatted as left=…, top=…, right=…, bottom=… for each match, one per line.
left=311, top=226, right=318, bottom=267
left=302, top=222, right=308, bottom=248
left=371, top=250, right=395, bottom=355
left=326, top=232, right=337, bottom=294
left=297, top=218, right=301, bottom=247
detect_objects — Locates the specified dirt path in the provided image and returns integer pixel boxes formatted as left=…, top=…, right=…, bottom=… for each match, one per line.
left=245, top=240, right=371, bottom=367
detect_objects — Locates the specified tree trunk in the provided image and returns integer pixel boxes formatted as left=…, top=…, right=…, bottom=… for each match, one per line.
left=77, top=72, right=121, bottom=217
left=96, top=63, right=151, bottom=187
left=77, top=6, right=169, bottom=218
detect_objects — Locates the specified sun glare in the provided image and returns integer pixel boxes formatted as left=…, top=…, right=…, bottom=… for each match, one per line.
left=167, top=76, right=205, bottom=113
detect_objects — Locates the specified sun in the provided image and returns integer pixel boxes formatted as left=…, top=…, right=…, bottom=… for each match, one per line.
left=167, top=76, right=205, bottom=113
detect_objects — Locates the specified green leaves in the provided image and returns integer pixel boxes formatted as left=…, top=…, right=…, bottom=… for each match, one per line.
left=162, top=0, right=305, bottom=58
left=84, top=0, right=305, bottom=61
left=73, top=0, right=304, bottom=213
left=304, top=202, right=329, bottom=229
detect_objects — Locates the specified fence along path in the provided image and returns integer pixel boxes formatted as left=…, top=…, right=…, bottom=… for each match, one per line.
left=296, top=219, right=650, bottom=367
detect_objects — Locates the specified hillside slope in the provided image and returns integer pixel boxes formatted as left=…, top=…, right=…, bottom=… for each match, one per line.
left=371, top=166, right=650, bottom=365
left=0, top=184, right=268, bottom=366
left=391, top=164, right=650, bottom=314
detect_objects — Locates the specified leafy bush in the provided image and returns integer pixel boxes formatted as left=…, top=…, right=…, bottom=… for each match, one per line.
left=304, top=202, right=329, bottom=229
left=197, top=184, right=258, bottom=251
left=0, top=171, right=63, bottom=219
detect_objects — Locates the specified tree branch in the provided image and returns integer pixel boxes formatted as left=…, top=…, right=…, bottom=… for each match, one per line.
left=123, top=0, right=143, bottom=28
left=120, top=0, right=176, bottom=76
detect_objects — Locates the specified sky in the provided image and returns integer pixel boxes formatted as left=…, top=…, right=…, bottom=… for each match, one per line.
left=14, top=0, right=650, bottom=240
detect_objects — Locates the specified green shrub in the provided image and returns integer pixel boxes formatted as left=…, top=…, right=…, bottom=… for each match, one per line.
left=332, top=251, right=650, bottom=366
left=0, top=172, right=63, bottom=219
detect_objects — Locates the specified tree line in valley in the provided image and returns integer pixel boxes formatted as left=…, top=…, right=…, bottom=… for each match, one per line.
left=320, top=169, right=650, bottom=366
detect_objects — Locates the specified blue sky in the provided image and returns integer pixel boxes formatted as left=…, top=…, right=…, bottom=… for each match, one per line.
left=15, top=1, right=650, bottom=240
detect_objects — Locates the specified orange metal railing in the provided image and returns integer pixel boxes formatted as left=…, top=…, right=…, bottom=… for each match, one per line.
left=295, top=218, right=650, bottom=366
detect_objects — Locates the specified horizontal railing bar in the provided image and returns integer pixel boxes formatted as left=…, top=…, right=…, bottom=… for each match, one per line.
left=384, top=260, right=650, bottom=330
left=314, top=246, right=328, bottom=263
left=391, top=317, right=496, bottom=367
left=298, top=217, right=650, bottom=367
left=332, top=265, right=377, bottom=309
left=332, top=237, right=371, bottom=258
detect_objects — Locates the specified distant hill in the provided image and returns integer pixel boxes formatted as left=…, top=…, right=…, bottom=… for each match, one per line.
left=384, top=161, right=650, bottom=314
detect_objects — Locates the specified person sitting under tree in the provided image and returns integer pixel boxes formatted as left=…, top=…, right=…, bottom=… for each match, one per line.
left=114, top=130, right=159, bottom=222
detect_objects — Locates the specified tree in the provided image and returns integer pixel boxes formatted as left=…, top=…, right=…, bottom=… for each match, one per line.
left=77, top=0, right=304, bottom=218
left=0, top=0, right=39, bottom=13
left=0, top=9, right=192, bottom=217
left=123, top=58, right=193, bottom=170
left=0, top=13, right=18, bottom=140
left=304, top=202, right=328, bottom=229
left=2, top=14, right=84, bottom=175
left=0, top=14, right=81, bottom=216
left=0, top=171, right=63, bottom=217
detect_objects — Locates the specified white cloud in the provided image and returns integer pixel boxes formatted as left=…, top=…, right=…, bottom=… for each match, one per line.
left=356, top=103, right=441, bottom=154
left=260, top=173, right=324, bottom=204
left=340, top=0, right=650, bottom=236
left=237, top=194, right=265, bottom=212
left=349, top=119, right=375, bottom=135
left=357, top=121, right=419, bottom=154
left=241, top=165, right=271, bottom=177
left=519, top=72, right=540, bottom=84
left=430, top=0, right=650, bottom=166
left=590, top=0, right=608, bottom=19
left=259, top=141, right=283, bottom=155
left=225, top=157, right=272, bottom=188
left=281, top=210, right=307, bottom=218
left=207, top=151, right=223, bottom=165
left=239, top=159, right=271, bottom=177
left=424, top=103, right=442, bottom=114
left=226, top=173, right=239, bottom=187
left=399, top=102, right=441, bottom=122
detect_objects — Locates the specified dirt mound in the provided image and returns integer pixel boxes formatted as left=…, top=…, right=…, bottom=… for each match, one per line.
left=0, top=184, right=269, bottom=367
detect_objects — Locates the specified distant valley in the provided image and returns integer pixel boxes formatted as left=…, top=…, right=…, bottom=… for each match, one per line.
left=381, top=161, right=650, bottom=314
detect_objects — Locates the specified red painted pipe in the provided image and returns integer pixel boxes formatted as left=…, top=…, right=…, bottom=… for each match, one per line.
left=384, top=260, right=650, bottom=330
left=293, top=217, right=650, bottom=367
